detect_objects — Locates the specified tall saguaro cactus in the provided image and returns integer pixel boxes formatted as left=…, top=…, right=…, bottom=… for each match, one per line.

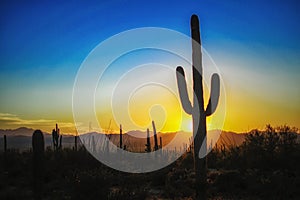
left=176, top=14, right=220, bottom=199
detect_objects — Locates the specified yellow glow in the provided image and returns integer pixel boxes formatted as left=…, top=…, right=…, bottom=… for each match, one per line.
left=96, top=83, right=183, bottom=133
left=181, top=116, right=192, bottom=132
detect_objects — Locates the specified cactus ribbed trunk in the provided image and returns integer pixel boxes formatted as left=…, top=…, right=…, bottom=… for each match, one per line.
left=176, top=15, right=220, bottom=200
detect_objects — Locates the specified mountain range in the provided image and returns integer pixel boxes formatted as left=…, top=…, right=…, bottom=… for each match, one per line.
left=0, top=127, right=246, bottom=151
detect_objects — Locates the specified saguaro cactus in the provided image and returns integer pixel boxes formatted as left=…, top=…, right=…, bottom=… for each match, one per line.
left=59, top=135, right=62, bottom=149
left=52, top=123, right=60, bottom=150
left=4, top=135, right=7, bottom=152
left=91, top=135, right=96, bottom=153
left=32, top=130, right=45, bottom=199
left=105, top=135, right=110, bottom=155
left=119, top=124, right=123, bottom=149
left=159, top=136, right=162, bottom=149
left=74, top=135, right=78, bottom=151
left=3, top=135, right=7, bottom=170
left=145, top=128, right=151, bottom=152
left=152, top=121, right=159, bottom=151
left=176, top=14, right=220, bottom=199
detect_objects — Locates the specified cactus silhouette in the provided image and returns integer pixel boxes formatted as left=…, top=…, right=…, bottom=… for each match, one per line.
left=105, top=135, right=110, bottom=155
left=152, top=121, right=159, bottom=151
left=145, top=128, right=151, bottom=152
left=91, top=135, right=96, bottom=153
left=4, top=135, right=7, bottom=152
left=52, top=123, right=60, bottom=150
left=176, top=14, right=220, bottom=199
left=159, top=136, right=162, bottom=149
left=32, top=130, right=45, bottom=199
left=3, top=135, right=7, bottom=170
left=119, top=124, right=123, bottom=149
left=59, top=135, right=62, bottom=149
left=74, top=135, right=78, bottom=151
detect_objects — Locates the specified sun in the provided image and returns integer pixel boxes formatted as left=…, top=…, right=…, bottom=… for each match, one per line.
left=181, top=117, right=193, bottom=132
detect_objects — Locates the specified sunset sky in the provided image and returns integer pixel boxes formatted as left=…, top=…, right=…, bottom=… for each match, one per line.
left=0, top=0, right=299, bottom=134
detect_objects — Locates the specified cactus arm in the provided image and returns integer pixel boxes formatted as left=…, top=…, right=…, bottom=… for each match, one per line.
left=205, top=73, right=220, bottom=116
left=176, top=66, right=193, bottom=115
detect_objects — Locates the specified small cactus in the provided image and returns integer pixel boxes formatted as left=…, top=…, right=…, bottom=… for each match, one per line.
left=176, top=14, right=220, bottom=199
left=4, top=135, right=7, bottom=152
left=145, top=128, right=151, bottom=152
left=159, top=136, right=162, bottom=149
left=59, top=135, right=62, bottom=149
left=32, top=130, right=45, bottom=199
left=52, top=123, right=60, bottom=150
left=119, top=124, right=123, bottom=149
left=74, top=135, right=78, bottom=151
left=221, top=144, right=226, bottom=158
left=3, top=135, right=7, bottom=170
left=91, top=135, right=96, bottom=153
left=105, top=134, right=110, bottom=155
left=152, top=121, right=159, bottom=151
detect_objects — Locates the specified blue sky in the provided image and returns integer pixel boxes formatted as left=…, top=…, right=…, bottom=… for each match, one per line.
left=0, top=0, right=299, bottom=132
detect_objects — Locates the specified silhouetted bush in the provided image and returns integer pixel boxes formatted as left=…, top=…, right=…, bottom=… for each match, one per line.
left=0, top=124, right=299, bottom=199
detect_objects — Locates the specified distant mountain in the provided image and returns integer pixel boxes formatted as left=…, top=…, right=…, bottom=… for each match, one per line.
left=78, top=130, right=244, bottom=152
left=0, top=127, right=40, bottom=137
left=0, top=127, right=260, bottom=151
left=213, top=130, right=246, bottom=147
left=1, top=127, right=298, bottom=153
left=79, top=130, right=192, bottom=153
